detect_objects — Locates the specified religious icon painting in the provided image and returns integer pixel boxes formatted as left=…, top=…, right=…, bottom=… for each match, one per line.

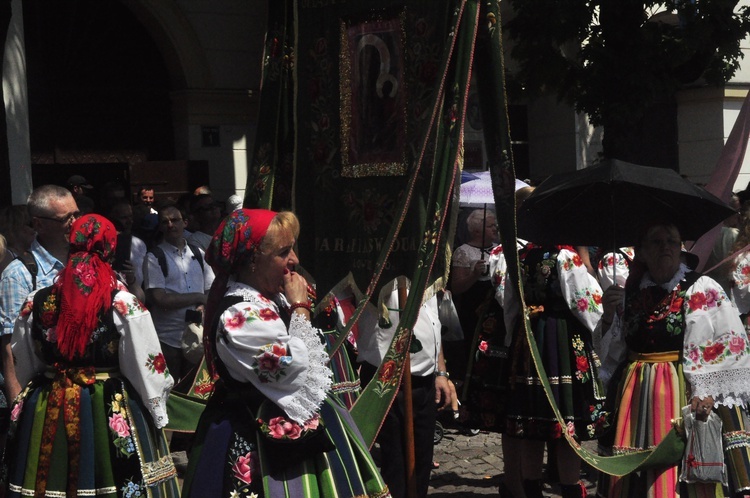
left=340, top=15, right=407, bottom=177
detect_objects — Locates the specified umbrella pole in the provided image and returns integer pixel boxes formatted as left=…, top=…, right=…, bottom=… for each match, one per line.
left=481, top=203, right=487, bottom=258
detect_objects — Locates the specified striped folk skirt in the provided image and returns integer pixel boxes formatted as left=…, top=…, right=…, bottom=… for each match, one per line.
left=606, top=354, right=729, bottom=498
left=183, top=387, right=391, bottom=498
left=3, top=375, right=178, bottom=498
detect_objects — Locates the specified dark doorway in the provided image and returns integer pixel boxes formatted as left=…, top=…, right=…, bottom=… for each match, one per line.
left=24, top=0, right=174, bottom=185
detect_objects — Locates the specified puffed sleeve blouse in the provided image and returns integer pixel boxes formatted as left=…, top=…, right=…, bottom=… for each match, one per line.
left=12, top=289, right=174, bottom=428
left=215, top=282, right=333, bottom=424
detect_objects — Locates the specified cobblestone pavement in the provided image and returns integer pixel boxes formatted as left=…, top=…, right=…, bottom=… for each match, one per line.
left=427, top=421, right=599, bottom=497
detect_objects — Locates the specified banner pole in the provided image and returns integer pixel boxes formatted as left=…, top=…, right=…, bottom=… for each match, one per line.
left=399, top=284, right=418, bottom=498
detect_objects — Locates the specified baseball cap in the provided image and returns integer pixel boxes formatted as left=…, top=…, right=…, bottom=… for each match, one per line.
left=67, top=175, right=93, bottom=189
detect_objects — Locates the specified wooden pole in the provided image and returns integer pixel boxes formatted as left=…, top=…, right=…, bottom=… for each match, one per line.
left=398, top=284, right=418, bottom=498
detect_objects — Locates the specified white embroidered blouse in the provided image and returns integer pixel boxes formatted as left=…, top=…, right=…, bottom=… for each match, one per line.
left=215, top=282, right=332, bottom=424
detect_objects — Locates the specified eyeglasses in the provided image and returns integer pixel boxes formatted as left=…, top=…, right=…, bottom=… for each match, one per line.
left=160, top=217, right=184, bottom=225
left=34, top=211, right=80, bottom=225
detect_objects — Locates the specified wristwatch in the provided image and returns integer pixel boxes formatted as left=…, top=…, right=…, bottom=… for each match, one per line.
left=436, top=370, right=450, bottom=379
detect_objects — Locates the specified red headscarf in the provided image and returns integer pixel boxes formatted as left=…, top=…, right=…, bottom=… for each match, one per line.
left=52, top=214, right=119, bottom=361
left=203, top=209, right=278, bottom=374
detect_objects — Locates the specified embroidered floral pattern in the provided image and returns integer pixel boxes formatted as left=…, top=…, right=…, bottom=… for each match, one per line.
left=108, top=393, right=136, bottom=457
left=686, top=287, right=725, bottom=314
left=145, top=353, right=169, bottom=376
left=642, top=284, right=687, bottom=338
left=685, top=330, right=750, bottom=370
left=40, top=293, right=58, bottom=327
left=257, top=413, right=321, bottom=441
left=569, top=288, right=603, bottom=314
left=572, top=335, right=591, bottom=383
left=120, top=479, right=144, bottom=498
left=10, top=400, right=23, bottom=422
left=113, top=295, right=147, bottom=317
left=190, top=368, right=216, bottom=399
left=227, top=433, right=260, bottom=495
left=252, top=343, right=291, bottom=383
left=586, top=402, right=609, bottom=438
left=561, top=252, right=583, bottom=272
left=258, top=308, right=278, bottom=321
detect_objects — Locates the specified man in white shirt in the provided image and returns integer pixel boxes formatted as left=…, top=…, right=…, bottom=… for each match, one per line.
left=143, top=204, right=214, bottom=382
left=357, top=277, right=453, bottom=498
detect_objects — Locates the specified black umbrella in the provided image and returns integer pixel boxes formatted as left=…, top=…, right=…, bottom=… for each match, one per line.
left=516, top=159, right=735, bottom=249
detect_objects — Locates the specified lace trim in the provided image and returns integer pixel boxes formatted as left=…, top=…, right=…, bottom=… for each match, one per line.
left=148, top=396, right=169, bottom=429
left=641, top=263, right=690, bottom=290
left=285, top=312, right=333, bottom=423
left=226, top=283, right=332, bottom=423
left=689, top=367, right=750, bottom=408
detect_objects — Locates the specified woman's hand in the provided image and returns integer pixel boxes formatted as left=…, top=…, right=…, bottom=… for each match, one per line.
left=472, top=259, right=488, bottom=277
left=601, top=285, right=625, bottom=325
left=690, top=395, right=715, bottom=421
left=283, top=269, right=309, bottom=306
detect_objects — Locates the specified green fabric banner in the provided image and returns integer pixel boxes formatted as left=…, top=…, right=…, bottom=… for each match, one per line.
left=245, top=0, right=483, bottom=445
left=481, top=1, right=686, bottom=476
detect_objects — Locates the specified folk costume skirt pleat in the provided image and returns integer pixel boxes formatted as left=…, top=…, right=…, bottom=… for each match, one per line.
left=717, top=404, right=750, bottom=495
left=184, top=390, right=390, bottom=498
left=607, top=356, right=721, bottom=498
left=505, top=311, right=608, bottom=441
left=4, top=374, right=178, bottom=498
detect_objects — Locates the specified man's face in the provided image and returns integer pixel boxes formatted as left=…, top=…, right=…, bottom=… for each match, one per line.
left=109, top=204, right=134, bottom=233
left=159, top=207, right=186, bottom=244
left=32, top=195, right=79, bottom=246
left=140, top=189, right=155, bottom=206
left=192, top=197, right=221, bottom=229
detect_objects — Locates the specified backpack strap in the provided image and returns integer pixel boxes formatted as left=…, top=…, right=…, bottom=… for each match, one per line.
left=148, top=243, right=205, bottom=278
left=148, top=246, right=169, bottom=278
left=187, top=243, right=205, bottom=273
left=15, top=254, right=38, bottom=290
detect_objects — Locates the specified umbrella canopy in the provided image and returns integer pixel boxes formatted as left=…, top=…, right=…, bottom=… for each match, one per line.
left=459, top=177, right=494, bottom=207
left=516, top=159, right=735, bottom=248
left=459, top=171, right=531, bottom=207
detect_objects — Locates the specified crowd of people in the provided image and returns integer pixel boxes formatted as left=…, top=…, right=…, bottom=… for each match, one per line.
left=2, top=172, right=750, bottom=498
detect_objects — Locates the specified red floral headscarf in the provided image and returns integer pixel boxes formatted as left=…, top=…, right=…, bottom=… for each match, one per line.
left=52, top=214, right=119, bottom=360
left=204, top=208, right=278, bottom=374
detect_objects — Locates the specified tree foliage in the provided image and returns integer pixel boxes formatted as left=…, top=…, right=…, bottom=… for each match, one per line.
left=505, top=0, right=750, bottom=159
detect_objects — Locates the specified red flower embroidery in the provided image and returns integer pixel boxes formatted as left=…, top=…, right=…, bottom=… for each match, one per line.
left=379, top=360, right=397, bottom=384
left=225, top=311, right=246, bottom=330
left=232, top=452, right=255, bottom=484
left=703, top=343, right=725, bottom=362
left=113, top=300, right=128, bottom=316
left=271, top=344, right=287, bottom=357
left=258, top=308, right=278, bottom=321
left=267, top=416, right=303, bottom=439
left=576, top=355, right=589, bottom=372
left=729, top=336, right=746, bottom=355
left=151, top=353, right=167, bottom=374
left=688, top=292, right=707, bottom=311
left=257, top=352, right=281, bottom=374
left=576, top=297, right=589, bottom=312
left=669, top=296, right=684, bottom=313
left=193, top=382, right=214, bottom=396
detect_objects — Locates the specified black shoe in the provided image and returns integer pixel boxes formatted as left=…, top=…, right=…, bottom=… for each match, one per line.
left=498, top=479, right=515, bottom=498
left=523, top=479, right=545, bottom=498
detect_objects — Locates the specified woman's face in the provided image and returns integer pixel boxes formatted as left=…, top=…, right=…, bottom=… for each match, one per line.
left=639, top=224, right=682, bottom=283
left=253, top=227, right=299, bottom=295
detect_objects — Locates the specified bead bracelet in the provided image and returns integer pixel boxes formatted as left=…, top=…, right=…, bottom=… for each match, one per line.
left=289, top=301, right=312, bottom=313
